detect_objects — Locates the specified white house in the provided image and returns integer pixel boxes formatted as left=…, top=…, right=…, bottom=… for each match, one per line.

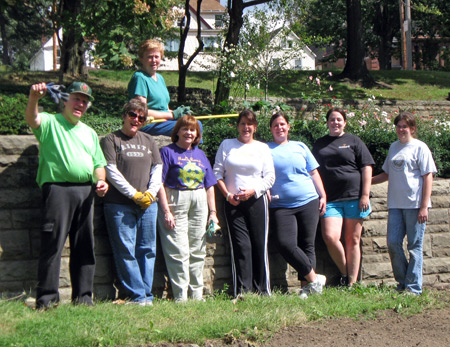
left=29, top=0, right=315, bottom=73
left=160, top=0, right=226, bottom=71
left=29, top=1, right=225, bottom=72
left=267, top=28, right=316, bottom=71
left=161, top=1, right=315, bottom=72
left=29, top=28, right=96, bottom=71
left=29, top=29, right=61, bottom=71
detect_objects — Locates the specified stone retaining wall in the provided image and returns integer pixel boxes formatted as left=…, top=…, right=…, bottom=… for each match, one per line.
left=362, top=180, right=450, bottom=288
left=166, top=87, right=449, bottom=119
left=1, top=135, right=449, bottom=301
left=239, top=98, right=450, bottom=118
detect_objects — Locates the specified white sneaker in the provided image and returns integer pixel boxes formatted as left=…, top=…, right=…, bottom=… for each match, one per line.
left=299, top=290, right=309, bottom=299
left=192, top=297, right=206, bottom=302
left=299, top=274, right=327, bottom=299
left=126, top=300, right=152, bottom=306
left=315, top=274, right=327, bottom=293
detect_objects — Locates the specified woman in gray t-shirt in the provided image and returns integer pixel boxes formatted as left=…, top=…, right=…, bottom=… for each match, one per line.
left=372, top=112, right=436, bottom=295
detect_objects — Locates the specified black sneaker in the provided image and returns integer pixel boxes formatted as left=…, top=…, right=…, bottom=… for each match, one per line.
left=339, top=275, right=349, bottom=286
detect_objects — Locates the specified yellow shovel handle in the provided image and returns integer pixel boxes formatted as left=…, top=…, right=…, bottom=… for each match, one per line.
left=150, top=114, right=239, bottom=123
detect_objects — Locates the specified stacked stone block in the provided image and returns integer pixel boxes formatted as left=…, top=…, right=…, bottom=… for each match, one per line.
left=1, top=135, right=449, bottom=302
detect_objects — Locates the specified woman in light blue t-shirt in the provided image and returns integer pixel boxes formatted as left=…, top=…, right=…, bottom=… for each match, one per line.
left=268, top=113, right=327, bottom=299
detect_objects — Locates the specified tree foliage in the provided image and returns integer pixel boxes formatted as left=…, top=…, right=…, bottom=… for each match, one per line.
left=296, top=0, right=347, bottom=60
left=339, top=0, right=373, bottom=84
left=83, top=0, right=177, bottom=70
left=412, top=0, right=450, bottom=70
left=0, top=0, right=52, bottom=69
left=234, top=8, right=307, bottom=99
left=300, top=0, right=449, bottom=72
left=301, top=0, right=399, bottom=70
left=0, top=0, right=177, bottom=74
left=369, top=1, right=399, bottom=70
left=214, top=0, right=273, bottom=105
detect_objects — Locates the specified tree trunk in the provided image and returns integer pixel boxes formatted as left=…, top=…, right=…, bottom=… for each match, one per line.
left=214, top=0, right=272, bottom=105
left=339, top=0, right=374, bottom=85
left=178, top=0, right=204, bottom=103
left=373, top=1, right=399, bottom=70
left=0, top=9, right=12, bottom=66
left=59, top=0, right=88, bottom=79
left=214, top=0, right=245, bottom=105
left=178, top=66, right=188, bottom=103
left=378, top=40, right=392, bottom=70
left=60, top=29, right=86, bottom=76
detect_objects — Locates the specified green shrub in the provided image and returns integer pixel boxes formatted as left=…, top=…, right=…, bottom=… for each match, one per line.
left=83, top=93, right=128, bottom=133
left=201, top=98, right=450, bottom=178
left=2, top=83, right=449, bottom=178
left=415, top=116, right=450, bottom=177
left=0, top=94, right=29, bottom=135
left=201, top=118, right=239, bottom=162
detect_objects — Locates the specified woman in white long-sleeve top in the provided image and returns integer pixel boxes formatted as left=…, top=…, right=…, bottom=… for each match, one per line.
left=213, top=109, right=275, bottom=297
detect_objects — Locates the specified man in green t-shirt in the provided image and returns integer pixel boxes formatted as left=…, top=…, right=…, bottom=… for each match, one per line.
left=25, top=81, right=109, bottom=309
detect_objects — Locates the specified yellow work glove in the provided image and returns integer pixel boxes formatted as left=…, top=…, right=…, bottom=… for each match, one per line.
left=144, top=191, right=156, bottom=203
left=132, top=191, right=155, bottom=210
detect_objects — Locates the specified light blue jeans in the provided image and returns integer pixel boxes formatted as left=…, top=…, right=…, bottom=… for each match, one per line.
left=104, top=202, right=157, bottom=302
left=387, top=208, right=426, bottom=294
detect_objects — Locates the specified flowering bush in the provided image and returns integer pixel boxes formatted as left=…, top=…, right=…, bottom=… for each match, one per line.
left=201, top=94, right=450, bottom=178
left=299, top=71, right=336, bottom=104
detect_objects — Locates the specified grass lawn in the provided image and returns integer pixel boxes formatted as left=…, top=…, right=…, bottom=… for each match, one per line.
left=1, top=69, right=449, bottom=101
left=266, top=70, right=450, bottom=101
left=87, top=69, right=450, bottom=101
left=0, top=285, right=447, bottom=347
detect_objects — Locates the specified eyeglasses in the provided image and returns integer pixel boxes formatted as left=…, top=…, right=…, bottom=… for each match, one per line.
left=128, top=111, right=146, bottom=123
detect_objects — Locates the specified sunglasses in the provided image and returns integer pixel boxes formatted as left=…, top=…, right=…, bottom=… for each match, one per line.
left=128, top=111, right=146, bottom=123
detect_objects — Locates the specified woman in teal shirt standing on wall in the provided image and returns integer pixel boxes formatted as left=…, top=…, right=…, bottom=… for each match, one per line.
left=128, top=39, right=199, bottom=137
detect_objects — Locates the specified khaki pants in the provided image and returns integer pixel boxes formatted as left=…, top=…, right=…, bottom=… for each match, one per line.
left=158, top=187, right=208, bottom=301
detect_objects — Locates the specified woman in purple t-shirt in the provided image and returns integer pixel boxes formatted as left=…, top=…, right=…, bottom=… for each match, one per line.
left=157, top=115, right=218, bottom=302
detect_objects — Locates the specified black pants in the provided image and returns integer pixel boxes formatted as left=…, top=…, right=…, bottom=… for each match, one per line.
left=270, top=198, right=320, bottom=280
left=36, top=183, right=95, bottom=308
left=224, top=195, right=270, bottom=296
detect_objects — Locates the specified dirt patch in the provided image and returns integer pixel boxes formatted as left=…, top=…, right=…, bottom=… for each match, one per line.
left=153, top=290, right=450, bottom=347
left=154, top=306, right=450, bottom=347
left=262, top=306, right=450, bottom=347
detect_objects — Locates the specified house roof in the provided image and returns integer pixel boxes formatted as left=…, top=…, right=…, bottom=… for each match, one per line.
left=189, top=0, right=226, bottom=12
left=270, top=27, right=283, bottom=40
left=189, top=0, right=226, bottom=30
left=270, top=27, right=316, bottom=58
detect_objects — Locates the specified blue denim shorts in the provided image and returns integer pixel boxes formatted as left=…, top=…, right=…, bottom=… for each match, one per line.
left=322, top=199, right=371, bottom=219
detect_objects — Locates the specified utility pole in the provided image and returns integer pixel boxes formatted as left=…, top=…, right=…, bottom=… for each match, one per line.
left=405, top=0, right=412, bottom=70
left=52, top=0, right=58, bottom=71
left=399, top=0, right=412, bottom=70
left=53, top=31, right=58, bottom=71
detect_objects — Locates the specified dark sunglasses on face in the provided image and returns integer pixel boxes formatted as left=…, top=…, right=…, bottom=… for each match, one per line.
left=128, top=111, right=146, bottom=123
